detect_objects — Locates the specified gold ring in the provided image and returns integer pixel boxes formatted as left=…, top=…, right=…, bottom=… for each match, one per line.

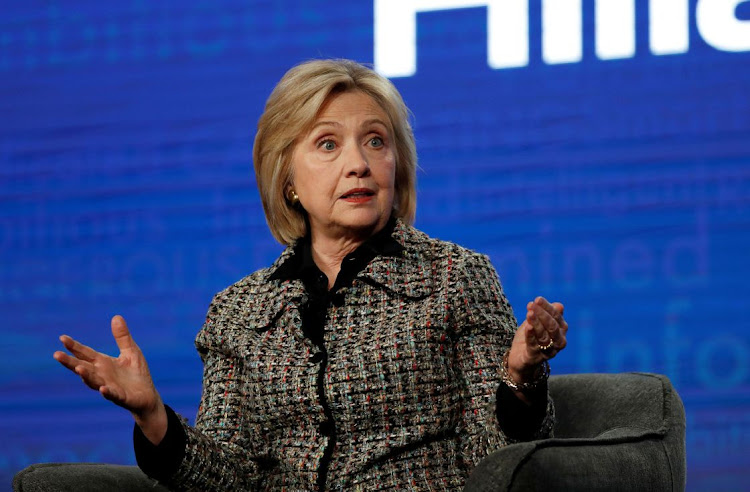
left=539, top=339, right=555, bottom=352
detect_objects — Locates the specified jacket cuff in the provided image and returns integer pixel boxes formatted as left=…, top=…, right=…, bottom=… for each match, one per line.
left=133, top=404, right=186, bottom=480
left=496, top=380, right=548, bottom=441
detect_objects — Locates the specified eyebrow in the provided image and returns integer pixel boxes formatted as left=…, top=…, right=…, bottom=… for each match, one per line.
left=309, top=118, right=389, bottom=132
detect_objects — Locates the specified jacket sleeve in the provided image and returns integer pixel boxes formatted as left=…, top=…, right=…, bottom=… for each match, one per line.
left=143, top=293, right=276, bottom=491
left=450, top=250, right=555, bottom=470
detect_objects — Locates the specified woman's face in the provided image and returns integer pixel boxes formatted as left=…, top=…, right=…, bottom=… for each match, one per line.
left=290, top=90, right=396, bottom=241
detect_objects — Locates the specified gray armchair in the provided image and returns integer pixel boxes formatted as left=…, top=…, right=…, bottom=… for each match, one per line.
left=465, top=372, right=686, bottom=491
left=14, top=372, right=686, bottom=492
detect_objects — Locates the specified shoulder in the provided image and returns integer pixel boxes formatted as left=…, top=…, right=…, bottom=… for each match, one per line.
left=197, top=248, right=301, bottom=354
left=209, top=268, right=274, bottom=308
left=196, top=271, right=268, bottom=352
left=398, top=224, right=513, bottom=323
left=396, top=221, right=495, bottom=276
left=206, top=242, right=297, bottom=311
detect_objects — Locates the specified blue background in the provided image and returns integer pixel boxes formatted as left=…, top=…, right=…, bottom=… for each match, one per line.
left=2, top=1, right=749, bottom=490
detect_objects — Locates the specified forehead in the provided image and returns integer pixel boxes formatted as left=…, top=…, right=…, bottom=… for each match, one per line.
left=313, top=90, right=390, bottom=125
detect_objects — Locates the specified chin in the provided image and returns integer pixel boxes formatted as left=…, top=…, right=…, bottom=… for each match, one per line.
left=341, top=213, right=387, bottom=234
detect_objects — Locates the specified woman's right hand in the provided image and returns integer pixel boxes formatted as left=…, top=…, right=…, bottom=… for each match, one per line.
left=53, top=315, right=167, bottom=444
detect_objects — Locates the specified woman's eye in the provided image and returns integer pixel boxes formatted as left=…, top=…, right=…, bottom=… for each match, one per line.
left=319, top=140, right=336, bottom=151
left=369, top=136, right=384, bottom=148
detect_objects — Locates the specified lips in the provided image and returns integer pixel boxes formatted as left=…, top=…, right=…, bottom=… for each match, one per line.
left=340, top=188, right=375, bottom=199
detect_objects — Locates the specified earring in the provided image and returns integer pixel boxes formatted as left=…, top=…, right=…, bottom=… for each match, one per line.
left=288, top=190, right=300, bottom=206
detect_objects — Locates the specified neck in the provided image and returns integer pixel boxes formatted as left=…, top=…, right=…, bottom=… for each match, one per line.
left=309, top=234, right=364, bottom=290
left=309, top=223, right=385, bottom=289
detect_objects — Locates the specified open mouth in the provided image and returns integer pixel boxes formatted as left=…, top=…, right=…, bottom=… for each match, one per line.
left=341, top=189, right=375, bottom=199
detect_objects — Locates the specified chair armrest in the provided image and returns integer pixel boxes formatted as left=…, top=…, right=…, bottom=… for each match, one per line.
left=464, top=373, right=686, bottom=492
left=13, top=463, right=171, bottom=492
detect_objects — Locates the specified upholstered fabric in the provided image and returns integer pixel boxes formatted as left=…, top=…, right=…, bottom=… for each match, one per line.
left=14, top=373, right=686, bottom=492
left=12, top=463, right=170, bottom=492
left=464, top=372, right=687, bottom=492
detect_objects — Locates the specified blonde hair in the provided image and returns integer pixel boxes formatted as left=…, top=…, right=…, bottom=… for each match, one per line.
left=253, top=59, right=417, bottom=245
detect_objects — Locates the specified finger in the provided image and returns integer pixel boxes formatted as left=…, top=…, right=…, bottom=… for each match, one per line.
left=53, top=350, right=84, bottom=373
left=551, top=302, right=564, bottom=316
left=531, top=304, right=563, bottom=343
left=534, top=297, right=564, bottom=325
left=537, top=307, right=568, bottom=353
left=548, top=301, right=569, bottom=337
left=539, top=309, right=568, bottom=352
left=73, top=364, right=106, bottom=391
left=530, top=299, right=567, bottom=337
left=525, top=308, right=550, bottom=345
left=520, top=321, right=536, bottom=344
left=550, top=302, right=566, bottom=333
left=525, top=324, right=546, bottom=355
left=521, top=322, right=537, bottom=350
left=59, top=335, right=99, bottom=363
left=111, top=315, right=137, bottom=352
left=527, top=307, right=567, bottom=359
left=521, top=323, right=549, bottom=364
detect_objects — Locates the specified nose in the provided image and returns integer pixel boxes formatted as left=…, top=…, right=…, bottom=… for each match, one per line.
left=344, top=144, right=371, bottom=177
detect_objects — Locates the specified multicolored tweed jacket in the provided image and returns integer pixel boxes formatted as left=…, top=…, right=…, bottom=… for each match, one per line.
left=163, top=220, right=554, bottom=491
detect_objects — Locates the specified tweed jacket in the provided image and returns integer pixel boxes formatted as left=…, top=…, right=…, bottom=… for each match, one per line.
left=162, top=221, right=554, bottom=491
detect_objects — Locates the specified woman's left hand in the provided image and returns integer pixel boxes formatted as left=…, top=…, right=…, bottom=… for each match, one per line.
left=506, top=296, right=568, bottom=384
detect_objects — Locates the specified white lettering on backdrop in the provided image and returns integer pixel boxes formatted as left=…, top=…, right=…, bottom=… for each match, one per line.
left=374, top=0, right=750, bottom=77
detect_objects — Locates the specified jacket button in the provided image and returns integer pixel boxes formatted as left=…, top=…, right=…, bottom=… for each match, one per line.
left=310, top=352, right=324, bottom=363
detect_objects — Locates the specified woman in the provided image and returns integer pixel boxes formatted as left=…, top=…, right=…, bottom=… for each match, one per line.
left=54, top=59, right=568, bottom=490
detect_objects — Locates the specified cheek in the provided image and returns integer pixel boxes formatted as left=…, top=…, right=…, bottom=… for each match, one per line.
left=386, top=158, right=397, bottom=190
left=379, top=165, right=397, bottom=207
left=377, top=151, right=396, bottom=184
left=292, top=156, right=328, bottom=191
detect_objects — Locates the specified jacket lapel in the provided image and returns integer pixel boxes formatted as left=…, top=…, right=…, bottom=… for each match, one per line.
left=247, top=246, right=308, bottom=332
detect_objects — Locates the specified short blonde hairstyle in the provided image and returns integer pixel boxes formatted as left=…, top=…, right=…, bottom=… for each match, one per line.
left=253, top=59, right=417, bottom=245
